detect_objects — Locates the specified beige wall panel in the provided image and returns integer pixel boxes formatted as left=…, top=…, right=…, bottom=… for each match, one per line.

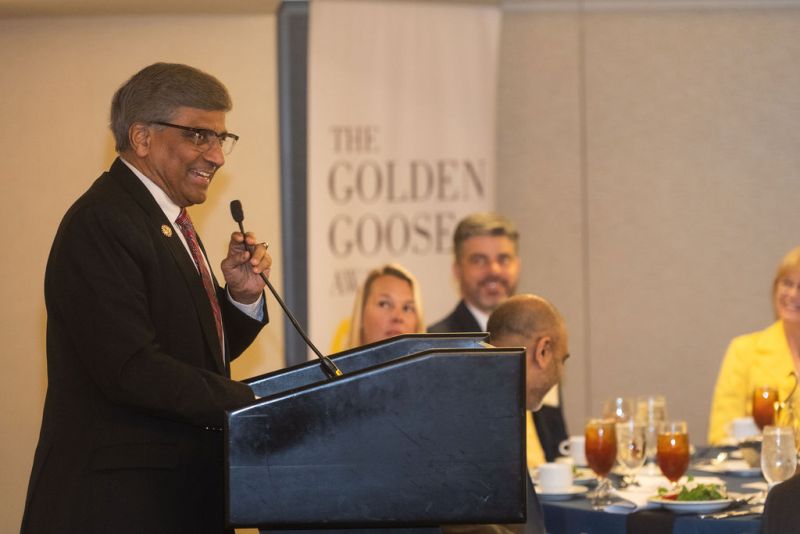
left=498, top=11, right=586, bottom=435
left=584, top=8, right=800, bottom=442
left=0, top=14, right=280, bottom=531
left=500, top=3, right=800, bottom=445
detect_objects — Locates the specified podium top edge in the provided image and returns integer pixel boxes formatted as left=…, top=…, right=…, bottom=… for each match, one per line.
left=229, top=346, right=525, bottom=418
left=243, top=332, right=491, bottom=384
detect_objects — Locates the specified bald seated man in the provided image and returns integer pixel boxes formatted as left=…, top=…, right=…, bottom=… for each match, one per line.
left=443, top=294, right=570, bottom=534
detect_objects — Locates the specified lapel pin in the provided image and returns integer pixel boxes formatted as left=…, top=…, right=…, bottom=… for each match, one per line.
left=161, top=225, right=173, bottom=238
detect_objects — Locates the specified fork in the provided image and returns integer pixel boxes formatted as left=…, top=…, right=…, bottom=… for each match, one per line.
left=699, top=505, right=763, bottom=520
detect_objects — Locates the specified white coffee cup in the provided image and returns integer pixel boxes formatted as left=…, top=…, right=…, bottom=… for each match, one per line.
left=559, top=435, right=587, bottom=466
left=537, top=462, right=573, bottom=492
left=731, top=417, right=759, bottom=440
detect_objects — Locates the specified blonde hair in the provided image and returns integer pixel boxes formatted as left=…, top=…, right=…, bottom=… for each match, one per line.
left=773, top=246, right=800, bottom=316
left=344, top=264, right=425, bottom=350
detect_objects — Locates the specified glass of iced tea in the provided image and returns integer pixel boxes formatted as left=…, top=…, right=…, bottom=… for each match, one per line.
left=656, top=420, right=690, bottom=486
left=752, top=386, right=779, bottom=431
left=585, top=418, right=617, bottom=509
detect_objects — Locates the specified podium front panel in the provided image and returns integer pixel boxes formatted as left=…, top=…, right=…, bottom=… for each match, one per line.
left=227, top=348, right=525, bottom=528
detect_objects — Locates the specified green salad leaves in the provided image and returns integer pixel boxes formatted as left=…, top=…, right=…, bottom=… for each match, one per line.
left=657, top=482, right=726, bottom=501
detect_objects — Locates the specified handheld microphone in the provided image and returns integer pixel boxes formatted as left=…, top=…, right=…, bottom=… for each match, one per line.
left=230, top=200, right=342, bottom=380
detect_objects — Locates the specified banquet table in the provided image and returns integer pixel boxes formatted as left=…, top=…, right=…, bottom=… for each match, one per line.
left=541, top=461, right=764, bottom=534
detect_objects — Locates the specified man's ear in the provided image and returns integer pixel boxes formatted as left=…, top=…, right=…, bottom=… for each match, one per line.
left=532, top=335, right=553, bottom=369
left=451, top=259, right=461, bottom=281
left=129, top=122, right=152, bottom=157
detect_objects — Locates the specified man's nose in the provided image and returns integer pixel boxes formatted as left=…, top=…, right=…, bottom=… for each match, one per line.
left=204, top=139, right=225, bottom=167
left=488, top=258, right=503, bottom=273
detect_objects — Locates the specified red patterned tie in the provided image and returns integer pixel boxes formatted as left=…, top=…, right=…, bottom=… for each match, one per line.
left=175, top=209, right=224, bottom=360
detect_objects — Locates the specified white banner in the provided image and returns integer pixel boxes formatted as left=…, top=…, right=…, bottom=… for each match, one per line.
left=308, top=0, right=500, bottom=353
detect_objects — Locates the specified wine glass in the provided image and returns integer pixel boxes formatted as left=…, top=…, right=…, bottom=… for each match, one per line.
left=603, top=397, right=634, bottom=423
left=656, top=420, right=690, bottom=487
left=752, top=386, right=779, bottom=431
left=761, top=426, right=797, bottom=489
left=585, top=418, right=617, bottom=509
left=615, top=419, right=647, bottom=486
left=636, top=395, right=667, bottom=474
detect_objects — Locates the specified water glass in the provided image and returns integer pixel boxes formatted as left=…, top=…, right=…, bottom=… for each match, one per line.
left=603, top=397, right=634, bottom=423
left=636, top=395, right=667, bottom=473
left=762, top=425, right=797, bottom=489
left=616, top=419, right=647, bottom=485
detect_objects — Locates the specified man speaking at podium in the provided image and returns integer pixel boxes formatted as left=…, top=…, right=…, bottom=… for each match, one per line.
left=21, top=63, right=270, bottom=534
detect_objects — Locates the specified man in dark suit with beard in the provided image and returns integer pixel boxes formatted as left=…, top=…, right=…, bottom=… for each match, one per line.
left=22, top=63, right=271, bottom=534
left=429, top=213, right=568, bottom=466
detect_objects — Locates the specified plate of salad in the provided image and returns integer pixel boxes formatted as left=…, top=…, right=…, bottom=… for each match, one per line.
left=648, top=482, right=732, bottom=514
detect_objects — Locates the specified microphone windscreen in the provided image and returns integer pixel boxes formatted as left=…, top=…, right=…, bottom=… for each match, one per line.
left=230, top=200, right=244, bottom=223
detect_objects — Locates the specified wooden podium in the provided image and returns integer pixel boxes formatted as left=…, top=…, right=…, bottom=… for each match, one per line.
left=225, top=333, right=527, bottom=531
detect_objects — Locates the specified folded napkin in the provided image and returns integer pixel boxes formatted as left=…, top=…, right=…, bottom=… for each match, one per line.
left=742, top=481, right=769, bottom=492
left=605, top=474, right=669, bottom=513
left=721, top=460, right=753, bottom=470
left=697, top=459, right=754, bottom=473
left=605, top=486, right=660, bottom=513
left=604, top=475, right=726, bottom=514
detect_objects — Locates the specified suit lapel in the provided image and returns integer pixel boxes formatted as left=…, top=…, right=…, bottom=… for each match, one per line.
left=162, top=219, right=226, bottom=375
left=454, top=300, right=483, bottom=332
left=109, top=158, right=226, bottom=374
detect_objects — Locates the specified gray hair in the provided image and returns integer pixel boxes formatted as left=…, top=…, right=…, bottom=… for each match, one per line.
left=453, top=212, right=519, bottom=260
left=110, top=62, right=232, bottom=152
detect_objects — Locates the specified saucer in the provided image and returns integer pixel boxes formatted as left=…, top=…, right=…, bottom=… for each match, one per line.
left=534, top=485, right=589, bottom=501
left=573, top=467, right=597, bottom=485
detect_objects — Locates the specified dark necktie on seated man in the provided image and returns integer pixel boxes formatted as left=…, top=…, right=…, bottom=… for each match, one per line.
left=175, top=208, right=224, bottom=359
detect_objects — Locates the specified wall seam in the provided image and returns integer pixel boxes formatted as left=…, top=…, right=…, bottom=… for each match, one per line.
left=577, top=0, right=592, bottom=418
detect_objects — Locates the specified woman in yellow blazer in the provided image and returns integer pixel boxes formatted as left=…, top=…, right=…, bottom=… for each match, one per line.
left=708, top=246, right=800, bottom=444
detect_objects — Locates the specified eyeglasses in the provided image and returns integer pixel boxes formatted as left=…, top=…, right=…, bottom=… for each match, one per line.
left=152, top=121, right=239, bottom=155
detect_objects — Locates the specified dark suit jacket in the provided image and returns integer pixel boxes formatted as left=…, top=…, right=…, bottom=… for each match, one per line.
left=428, top=300, right=482, bottom=334
left=21, top=158, right=266, bottom=534
left=761, top=473, right=800, bottom=534
left=428, top=300, right=568, bottom=462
